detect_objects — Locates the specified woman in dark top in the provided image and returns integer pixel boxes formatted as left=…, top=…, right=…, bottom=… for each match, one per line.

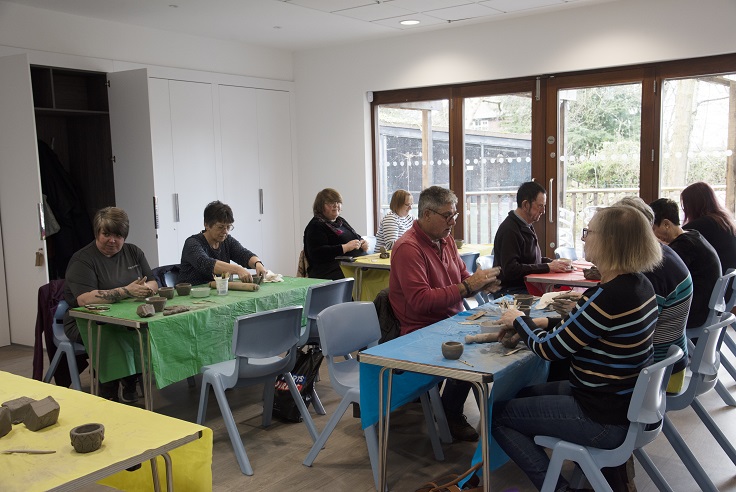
left=303, top=188, right=368, bottom=280
left=491, top=206, right=661, bottom=491
left=650, top=198, right=722, bottom=328
left=179, top=201, right=267, bottom=285
left=681, top=181, right=736, bottom=273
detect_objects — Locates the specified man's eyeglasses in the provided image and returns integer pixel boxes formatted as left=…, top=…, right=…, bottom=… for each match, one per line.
left=428, top=209, right=460, bottom=222
left=581, top=228, right=593, bottom=240
left=213, top=224, right=234, bottom=232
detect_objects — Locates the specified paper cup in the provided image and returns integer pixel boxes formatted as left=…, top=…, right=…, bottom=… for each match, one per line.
left=215, top=277, right=229, bottom=296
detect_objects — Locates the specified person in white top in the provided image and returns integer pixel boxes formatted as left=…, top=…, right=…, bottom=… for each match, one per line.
left=375, top=189, right=414, bottom=252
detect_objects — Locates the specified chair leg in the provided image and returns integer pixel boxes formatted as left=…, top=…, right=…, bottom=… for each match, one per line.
left=364, top=424, right=382, bottom=492
left=662, top=414, right=719, bottom=492
left=42, top=349, right=64, bottom=385
left=196, top=378, right=211, bottom=425
left=691, top=396, right=736, bottom=465
left=303, top=395, right=354, bottom=466
left=283, top=371, right=318, bottom=441
left=311, top=386, right=326, bottom=415
left=64, top=346, right=83, bottom=391
left=210, top=377, right=254, bottom=476
left=633, top=448, right=674, bottom=492
left=262, top=377, right=277, bottom=428
left=714, top=379, right=736, bottom=407
left=540, top=447, right=568, bottom=492
left=186, top=376, right=196, bottom=388
left=428, top=386, right=452, bottom=444
left=419, top=392, right=444, bottom=461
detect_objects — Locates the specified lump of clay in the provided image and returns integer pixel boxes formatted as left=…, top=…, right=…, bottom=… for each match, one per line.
left=136, top=304, right=155, bottom=318
left=24, top=396, right=60, bottom=431
left=0, top=407, right=11, bottom=438
left=163, top=305, right=190, bottom=316
left=379, top=246, right=390, bottom=259
left=2, top=396, right=35, bottom=424
left=500, top=332, right=520, bottom=349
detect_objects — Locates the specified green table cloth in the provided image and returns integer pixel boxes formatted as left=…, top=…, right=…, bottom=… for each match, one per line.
left=73, top=277, right=327, bottom=388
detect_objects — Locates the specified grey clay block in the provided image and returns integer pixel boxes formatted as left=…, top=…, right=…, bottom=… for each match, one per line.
left=0, top=407, right=11, bottom=438
left=2, top=396, right=36, bottom=424
left=24, top=396, right=60, bottom=431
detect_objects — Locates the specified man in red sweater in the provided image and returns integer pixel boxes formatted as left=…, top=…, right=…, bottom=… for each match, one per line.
left=389, top=186, right=501, bottom=441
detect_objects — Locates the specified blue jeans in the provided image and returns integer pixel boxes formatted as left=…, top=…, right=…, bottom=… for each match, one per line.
left=491, top=381, right=628, bottom=491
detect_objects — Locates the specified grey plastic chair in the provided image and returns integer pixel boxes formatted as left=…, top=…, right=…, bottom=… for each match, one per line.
left=635, top=312, right=736, bottom=492
left=710, top=269, right=736, bottom=403
left=43, top=300, right=86, bottom=391
left=535, top=345, right=683, bottom=492
left=196, top=305, right=318, bottom=476
left=303, top=302, right=449, bottom=490
left=298, top=277, right=354, bottom=415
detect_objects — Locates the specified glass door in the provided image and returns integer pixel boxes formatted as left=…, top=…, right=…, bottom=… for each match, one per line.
left=545, top=71, right=647, bottom=259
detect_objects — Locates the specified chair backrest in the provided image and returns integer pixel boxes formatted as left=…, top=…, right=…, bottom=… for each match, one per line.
left=302, top=278, right=354, bottom=343
left=151, top=264, right=180, bottom=288
left=232, top=306, right=303, bottom=362
left=476, top=255, right=493, bottom=271
left=554, top=246, right=578, bottom=260
left=461, top=252, right=480, bottom=274
left=702, top=269, right=736, bottom=327
left=316, top=302, right=381, bottom=358
left=52, top=300, right=70, bottom=344
left=629, top=345, right=682, bottom=427
left=723, top=268, right=736, bottom=312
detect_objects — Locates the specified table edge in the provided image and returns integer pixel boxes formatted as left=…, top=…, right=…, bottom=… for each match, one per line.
left=359, top=352, right=494, bottom=383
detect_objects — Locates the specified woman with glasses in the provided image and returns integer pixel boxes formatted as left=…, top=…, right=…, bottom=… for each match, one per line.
left=304, top=188, right=368, bottom=280
left=375, top=189, right=414, bottom=252
left=490, top=205, right=661, bottom=491
left=179, top=200, right=267, bottom=285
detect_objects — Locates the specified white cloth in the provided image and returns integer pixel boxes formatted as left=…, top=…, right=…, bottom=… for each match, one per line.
left=535, top=291, right=569, bottom=310
left=263, top=270, right=283, bottom=283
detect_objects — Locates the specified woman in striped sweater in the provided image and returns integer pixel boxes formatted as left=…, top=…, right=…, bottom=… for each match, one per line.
left=492, top=205, right=662, bottom=491
left=374, top=189, right=414, bottom=252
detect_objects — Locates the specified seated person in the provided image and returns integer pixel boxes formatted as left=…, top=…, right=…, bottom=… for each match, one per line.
left=63, top=207, right=158, bottom=403
left=303, top=188, right=368, bottom=280
left=493, top=181, right=570, bottom=296
left=375, top=189, right=414, bottom=252
left=390, top=186, right=502, bottom=441
left=650, top=198, right=722, bottom=328
left=491, top=205, right=661, bottom=491
left=179, top=201, right=267, bottom=285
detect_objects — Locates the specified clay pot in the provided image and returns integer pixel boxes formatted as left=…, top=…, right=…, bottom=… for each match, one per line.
left=70, top=423, right=105, bottom=453
left=455, top=239, right=465, bottom=249
left=158, top=287, right=175, bottom=299
left=145, top=296, right=167, bottom=312
left=175, top=283, right=192, bottom=296
left=514, top=294, right=534, bottom=308
left=441, top=341, right=464, bottom=360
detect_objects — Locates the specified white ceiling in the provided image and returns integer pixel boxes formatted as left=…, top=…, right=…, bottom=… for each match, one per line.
left=5, top=0, right=610, bottom=51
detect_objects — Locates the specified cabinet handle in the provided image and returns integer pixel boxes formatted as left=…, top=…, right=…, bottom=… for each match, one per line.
left=548, top=178, right=554, bottom=224
left=174, top=193, right=180, bottom=222
left=152, top=196, right=159, bottom=229
left=38, top=202, right=46, bottom=240
left=259, top=189, right=264, bottom=215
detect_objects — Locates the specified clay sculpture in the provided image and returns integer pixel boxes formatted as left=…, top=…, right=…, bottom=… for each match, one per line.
left=379, top=246, right=390, bottom=259
left=136, top=304, right=155, bottom=318
left=0, top=407, right=11, bottom=438
left=163, top=305, right=190, bottom=316
left=441, top=341, right=464, bottom=359
left=24, top=396, right=60, bottom=431
left=2, top=396, right=35, bottom=424
left=70, top=423, right=105, bottom=453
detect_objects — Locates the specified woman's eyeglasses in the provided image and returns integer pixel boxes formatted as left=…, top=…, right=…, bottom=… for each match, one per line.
left=213, top=224, right=234, bottom=232
left=581, top=228, right=593, bottom=240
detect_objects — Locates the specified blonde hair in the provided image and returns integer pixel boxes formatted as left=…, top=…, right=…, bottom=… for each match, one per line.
left=93, top=207, right=129, bottom=239
left=586, top=206, right=661, bottom=273
left=389, top=190, right=411, bottom=214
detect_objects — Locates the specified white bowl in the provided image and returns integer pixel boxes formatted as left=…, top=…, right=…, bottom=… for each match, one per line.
left=191, top=287, right=210, bottom=298
left=480, top=320, right=504, bottom=334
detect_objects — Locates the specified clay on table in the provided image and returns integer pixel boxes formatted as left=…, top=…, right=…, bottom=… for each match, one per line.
left=2, top=396, right=35, bottom=424
left=24, top=396, right=60, bottom=431
left=137, top=304, right=156, bottom=318
left=0, top=407, right=11, bottom=438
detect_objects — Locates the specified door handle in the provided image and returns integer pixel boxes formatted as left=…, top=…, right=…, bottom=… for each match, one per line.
left=548, top=178, right=554, bottom=224
left=152, top=196, right=159, bottom=229
left=259, top=189, right=264, bottom=215
left=173, top=193, right=180, bottom=222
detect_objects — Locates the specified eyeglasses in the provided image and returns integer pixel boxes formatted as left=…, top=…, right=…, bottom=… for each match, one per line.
left=581, top=228, right=593, bottom=240
left=428, top=209, right=460, bottom=222
left=213, top=223, right=234, bottom=232
left=326, top=202, right=342, bottom=209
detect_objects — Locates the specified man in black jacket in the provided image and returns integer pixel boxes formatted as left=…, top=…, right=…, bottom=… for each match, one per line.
left=493, top=181, right=569, bottom=297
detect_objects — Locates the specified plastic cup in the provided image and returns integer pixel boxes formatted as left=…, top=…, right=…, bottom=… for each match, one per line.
left=215, top=277, right=228, bottom=296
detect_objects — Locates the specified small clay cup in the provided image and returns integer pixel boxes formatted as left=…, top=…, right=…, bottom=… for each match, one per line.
left=455, top=239, right=465, bottom=249
left=514, top=294, right=534, bottom=308
left=158, top=287, right=175, bottom=299
left=441, top=341, right=464, bottom=360
left=70, top=423, right=105, bottom=453
left=175, top=283, right=192, bottom=296
left=145, top=296, right=167, bottom=312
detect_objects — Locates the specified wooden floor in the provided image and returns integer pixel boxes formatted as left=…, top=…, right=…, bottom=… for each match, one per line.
left=5, top=343, right=736, bottom=491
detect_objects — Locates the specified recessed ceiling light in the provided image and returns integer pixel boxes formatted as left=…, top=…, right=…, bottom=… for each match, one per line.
left=400, top=20, right=420, bottom=26
left=168, top=4, right=178, bottom=8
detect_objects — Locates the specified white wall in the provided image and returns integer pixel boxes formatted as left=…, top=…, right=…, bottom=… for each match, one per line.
left=0, top=1, right=293, bottom=81
left=293, top=0, right=736, bottom=237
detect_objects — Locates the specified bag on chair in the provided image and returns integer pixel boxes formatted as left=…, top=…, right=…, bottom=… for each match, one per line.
left=272, top=346, right=323, bottom=422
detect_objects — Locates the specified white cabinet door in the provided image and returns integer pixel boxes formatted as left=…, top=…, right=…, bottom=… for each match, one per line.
left=218, top=85, right=262, bottom=255
left=107, top=69, right=160, bottom=265
left=168, top=80, right=218, bottom=259
left=257, top=90, right=297, bottom=275
left=0, top=54, right=48, bottom=346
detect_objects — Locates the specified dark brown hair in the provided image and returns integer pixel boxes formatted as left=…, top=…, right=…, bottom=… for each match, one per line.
left=93, top=207, right=129, bottom=239
left=681, top=182, right=736, bottom=234
left=203, top=201, right=234, bottom=227
left=312, top=188, right=343, bottom=217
